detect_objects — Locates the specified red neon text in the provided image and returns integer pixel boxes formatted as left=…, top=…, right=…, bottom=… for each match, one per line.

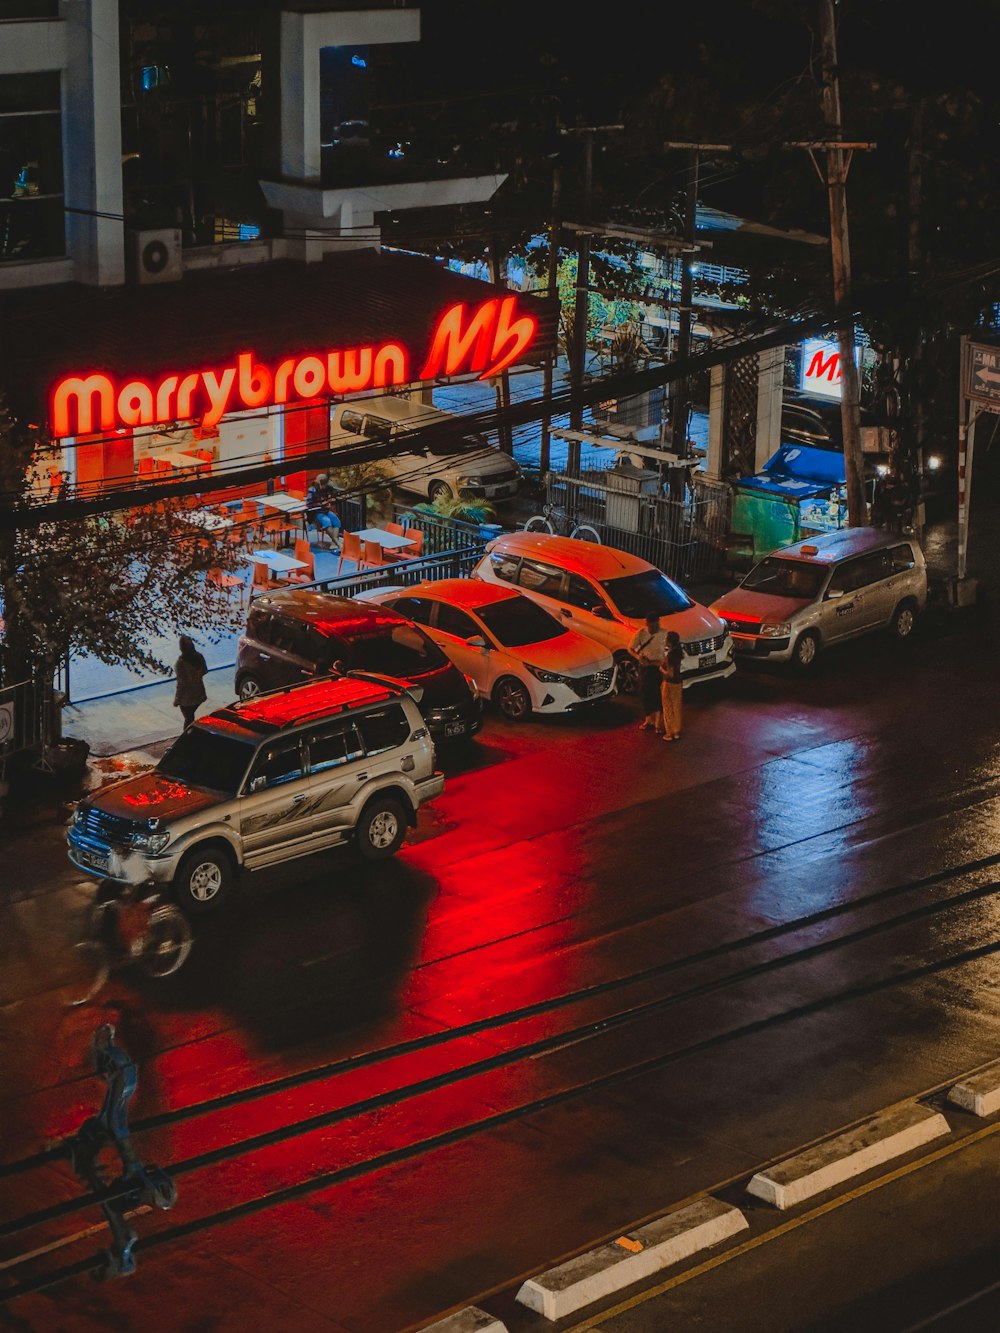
left=49, top=298, right=539, bottom=437
left=805, top=349, right=840, bottom=383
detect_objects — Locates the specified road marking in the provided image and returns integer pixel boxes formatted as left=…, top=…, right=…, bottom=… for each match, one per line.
left=559, top=1118, right=1000, bottom=1330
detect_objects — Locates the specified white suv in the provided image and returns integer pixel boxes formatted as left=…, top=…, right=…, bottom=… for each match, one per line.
left=473, top=531, right=734, bottom=694
left=67, top=674, right=443, bottom=912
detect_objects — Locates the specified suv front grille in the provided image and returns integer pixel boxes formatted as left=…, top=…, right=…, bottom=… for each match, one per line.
left=683, top=633, right=727, bottom=656
left=79, top=808, right=135, bottom=845
left=569, top=667, right=615, bottom=698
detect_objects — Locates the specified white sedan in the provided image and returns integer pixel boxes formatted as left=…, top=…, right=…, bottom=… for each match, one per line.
left=359, top=579, right=617, bottom=720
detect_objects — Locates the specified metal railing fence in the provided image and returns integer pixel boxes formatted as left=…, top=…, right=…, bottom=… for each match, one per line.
left=542, top=471, right=734, bottom=586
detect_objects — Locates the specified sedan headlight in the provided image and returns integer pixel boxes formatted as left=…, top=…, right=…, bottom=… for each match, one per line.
left=759, top=621, right=791, bottom=638
left=525, top=664, right=572, bottom=684
left=129, top=830, right=171, bottom=854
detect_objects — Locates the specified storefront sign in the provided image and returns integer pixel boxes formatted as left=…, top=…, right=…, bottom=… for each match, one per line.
left=49, top=296, right=538, bottom=438
left=799, top=338, right=845, bottom=401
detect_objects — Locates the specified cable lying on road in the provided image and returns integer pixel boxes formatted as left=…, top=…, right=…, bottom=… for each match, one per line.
left=5, top=863, right=1000, bottom=1288
left=7, top=917, right=1000, bottom=1303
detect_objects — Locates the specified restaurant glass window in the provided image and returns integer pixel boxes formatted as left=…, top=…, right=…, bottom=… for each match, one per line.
left=0, top=72, right=64, bottom=263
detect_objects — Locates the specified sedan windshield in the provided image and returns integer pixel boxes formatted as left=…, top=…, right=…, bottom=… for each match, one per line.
left=157, top=725, right=253, bottom=796
left=343, top=624, right=449, bottom=677
left=476, top=596, right=564, bottom=648
left=742, top=557, right=827, bottom=599
left=601, top=570, right=692, bottom=618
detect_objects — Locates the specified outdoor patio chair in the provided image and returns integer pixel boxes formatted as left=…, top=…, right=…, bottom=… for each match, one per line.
left=400, top=527, right=424, bottom=558
left=336, top=532, right=362, bottom=575
left=361, top=539, right=385, bottom=570
left=207, top=565, right=245, bottom=608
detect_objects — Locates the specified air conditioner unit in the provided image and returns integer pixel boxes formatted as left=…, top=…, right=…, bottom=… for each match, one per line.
left=128, top=228, right=183, bottom=284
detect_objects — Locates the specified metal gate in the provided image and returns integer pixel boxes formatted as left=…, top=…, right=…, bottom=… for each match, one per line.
left=542, top=471, right=733, bottom=586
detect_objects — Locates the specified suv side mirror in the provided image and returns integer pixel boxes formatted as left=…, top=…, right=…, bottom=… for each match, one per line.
left=248, top=775, right=267, bottom=793
left=466, top=635, right=488, bottom=649
left=825, top=587, right=845, bottom=601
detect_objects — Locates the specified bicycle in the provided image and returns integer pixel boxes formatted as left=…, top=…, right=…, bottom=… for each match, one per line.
left=71, top=879, right=193, bottom=1006
left=521, top=502, right=602, bottom=543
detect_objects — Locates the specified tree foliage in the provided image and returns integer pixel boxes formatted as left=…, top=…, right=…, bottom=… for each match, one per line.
left=0, top=395, right=245, bottom=704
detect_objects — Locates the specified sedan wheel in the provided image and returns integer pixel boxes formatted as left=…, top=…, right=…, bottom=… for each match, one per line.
left=237, top=675, right=262, bottom=701
left=494, top=676, right=531, bottom=720
left=615, top=656, right=640, bottom=696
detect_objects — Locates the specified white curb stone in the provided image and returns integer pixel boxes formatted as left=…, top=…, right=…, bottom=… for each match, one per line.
left=419, top=1308, right=508, bottom=1333
left=747, top=1103, right=951, bottom=1210
left=515, top=1198, right=748, bottom=1321
left=948, top=1061, right=1000, bottom=1117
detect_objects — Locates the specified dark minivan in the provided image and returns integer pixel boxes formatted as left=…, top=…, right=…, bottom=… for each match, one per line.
left=236, top=591, right=483, bottom=742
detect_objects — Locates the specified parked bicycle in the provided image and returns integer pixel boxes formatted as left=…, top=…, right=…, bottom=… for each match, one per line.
left=521, top=501, right=602, bottom=543
left=71, top=878, right=193, bottom=1006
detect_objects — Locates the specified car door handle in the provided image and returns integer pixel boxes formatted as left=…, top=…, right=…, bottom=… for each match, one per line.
left=259, top=653, right=271, bottom=661
left=291, top=793, right=306, bottom=804
left=355, top=773, right=369, bottom=781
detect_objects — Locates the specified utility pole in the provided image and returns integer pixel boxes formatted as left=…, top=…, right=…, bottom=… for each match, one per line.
left=817, top=0, right=867, bottom=527
left=487, top=235, right=513, bottom=456
left=662, top=142, right=730, bottom=460
left=562, top=125, right=622, bottom=476
left=539, top=159, right=561, bottom=477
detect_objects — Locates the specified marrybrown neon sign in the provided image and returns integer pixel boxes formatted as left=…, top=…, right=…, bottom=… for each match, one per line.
left=49, top=296, right=537, bottom=437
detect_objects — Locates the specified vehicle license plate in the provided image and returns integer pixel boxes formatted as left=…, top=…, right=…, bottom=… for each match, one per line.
left=80, top=847, right=109, bottom=873
left=444, top=721, right=467, bottom=736
left=699, top=653, right=716, bottom=668
left=586, top=678, right=606, bottom=697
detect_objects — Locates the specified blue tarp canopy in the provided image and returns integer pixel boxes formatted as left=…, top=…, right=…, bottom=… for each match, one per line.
left=738, top=444, right=846, bottom=500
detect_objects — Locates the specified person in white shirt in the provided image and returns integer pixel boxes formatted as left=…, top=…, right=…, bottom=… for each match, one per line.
left=628, top=614, right=669, bottom=733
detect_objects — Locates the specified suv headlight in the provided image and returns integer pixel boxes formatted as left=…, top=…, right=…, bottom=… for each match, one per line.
left=129, top=830, right=171, bottom=854
left=526, top=664, right=571, bottom=684
left=759, top=621, right=791, bottom=638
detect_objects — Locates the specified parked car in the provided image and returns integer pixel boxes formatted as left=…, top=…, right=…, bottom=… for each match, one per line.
left=330, top=394, right=522, bottom=504
left=67, top=674, right=443, bottom=912
left=236, top=591, right=483, bottom=743
left=359, top=578, right=617, bottom=720
left=472, top=531, right=735, bottom=694
left=709, top=527, right=928, bottom=669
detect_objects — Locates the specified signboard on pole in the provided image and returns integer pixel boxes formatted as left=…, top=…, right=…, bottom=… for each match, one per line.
left=798, top=337, right=862, bottom=401
left=961, top=340, right=1000, bottom=413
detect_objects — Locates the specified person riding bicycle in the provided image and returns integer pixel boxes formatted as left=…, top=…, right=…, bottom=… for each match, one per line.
left=93, top=877, right=161, bottom=958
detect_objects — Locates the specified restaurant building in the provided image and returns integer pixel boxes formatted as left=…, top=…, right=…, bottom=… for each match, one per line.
left=0, top=1, right=556, bottom=500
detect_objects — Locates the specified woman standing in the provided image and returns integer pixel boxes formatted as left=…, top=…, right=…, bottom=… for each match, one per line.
left=659, top=630, right=684, bottom=741
left=628, top=613, right=668, bottom=733
left=173, top=635, right=208, bottom=730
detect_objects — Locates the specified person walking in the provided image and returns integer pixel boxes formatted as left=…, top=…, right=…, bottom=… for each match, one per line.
left=173, top=635, right=208, bottom=730
left=305, top=473, right=342, bottom=550
left=659, top=630, right=684, bottom=741
left=628, top=613, right=668, bottom=733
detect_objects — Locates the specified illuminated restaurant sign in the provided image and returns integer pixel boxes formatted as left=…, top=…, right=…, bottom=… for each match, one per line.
left=49, top=296, right=538, bottom=437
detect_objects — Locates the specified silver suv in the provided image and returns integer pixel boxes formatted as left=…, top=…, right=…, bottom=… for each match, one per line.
left=709, top=528, right=928, bottom=669
left=67, top=674, right=444, bottom=912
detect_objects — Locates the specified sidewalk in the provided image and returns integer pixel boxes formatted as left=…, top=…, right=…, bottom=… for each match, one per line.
left=63, top=664, right=237, bottom=757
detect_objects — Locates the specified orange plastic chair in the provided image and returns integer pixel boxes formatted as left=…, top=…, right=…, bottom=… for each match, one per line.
left=285, top=539, right=316, bottom=584
left=386, top=521, right=405, bottom=537
left=239, top=501, right=262, bottom=546
left=262, top=513, right=297, bottom=549
left=250, top=561, right=275, bottom=599
left=361, top=539, right=385, bottom=570
left=400, top=527, right=424, bottom=558
left=337, top=532, right=363, bottom=575
left=208, top=565, right=245, bottom=607
left=137, top=455, right=156, bottom=478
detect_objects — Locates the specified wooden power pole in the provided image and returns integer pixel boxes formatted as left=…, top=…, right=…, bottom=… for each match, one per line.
left=817, top=0, right=868, bottom=527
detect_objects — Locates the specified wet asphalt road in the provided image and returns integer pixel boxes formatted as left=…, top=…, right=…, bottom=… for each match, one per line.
left=3, top=597, right=1000, bottom=1333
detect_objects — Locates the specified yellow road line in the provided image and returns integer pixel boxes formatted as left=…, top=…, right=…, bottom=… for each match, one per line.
left=561, top=1118, right=1000, bottom=1330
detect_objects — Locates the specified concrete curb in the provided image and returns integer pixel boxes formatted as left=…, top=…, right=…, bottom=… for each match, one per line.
left=418, top=1309, right=508, bottom=1333
left=948, top=1061, right=1000, bottom=1117
left=747, top=1103, right=951, bottom=1210
left=514, top=1197, right=748, bottom=1321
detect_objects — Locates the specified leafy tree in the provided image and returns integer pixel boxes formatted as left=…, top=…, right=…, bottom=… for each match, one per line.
left=0, top=394, right=245, bottom=745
